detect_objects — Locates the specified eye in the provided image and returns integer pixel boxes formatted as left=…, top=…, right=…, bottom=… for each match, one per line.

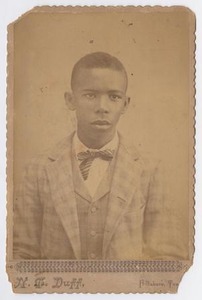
left=109, top=94, right=122, bottom=101
left=84, top=93, right=96, bottom=99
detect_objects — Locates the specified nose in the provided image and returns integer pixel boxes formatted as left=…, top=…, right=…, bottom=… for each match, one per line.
left=96, top=95, right=109, bottom=113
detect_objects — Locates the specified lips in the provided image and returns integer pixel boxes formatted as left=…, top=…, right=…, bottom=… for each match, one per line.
left=91, top=120, right=110, bottom=125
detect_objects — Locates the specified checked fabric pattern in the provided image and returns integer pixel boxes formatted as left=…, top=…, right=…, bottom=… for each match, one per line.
left=13, top=132, right=187, bottom=260
left=77, top=149, right=114, bottom=180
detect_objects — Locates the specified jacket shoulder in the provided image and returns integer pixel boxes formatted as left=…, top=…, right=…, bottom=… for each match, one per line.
left=119, top=134, right=160, bottom=173
left=25, top=133, right=74, bottom=167
left=138, top=153, right=161, bottom=174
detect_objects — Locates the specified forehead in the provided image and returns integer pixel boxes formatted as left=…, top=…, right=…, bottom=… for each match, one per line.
left=72, top=68, right=127, bottom=93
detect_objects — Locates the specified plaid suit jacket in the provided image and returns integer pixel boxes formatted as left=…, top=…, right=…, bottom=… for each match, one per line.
left=13, top=132, right=187, bottom=260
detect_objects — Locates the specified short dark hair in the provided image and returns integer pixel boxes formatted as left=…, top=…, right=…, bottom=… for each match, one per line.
left=71, top=52, right=128, bottom=90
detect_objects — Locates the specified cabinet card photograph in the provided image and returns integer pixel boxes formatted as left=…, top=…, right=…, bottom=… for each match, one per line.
left=6, top=6, right=195, bottom=293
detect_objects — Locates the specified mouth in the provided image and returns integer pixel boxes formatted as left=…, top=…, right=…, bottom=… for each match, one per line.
left=91, top=120, right=111, bottom=125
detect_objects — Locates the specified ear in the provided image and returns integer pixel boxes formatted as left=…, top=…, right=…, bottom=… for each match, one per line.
left=121, top=96, right=130, bottom=114
left=64, top=92, right=75, bottom=111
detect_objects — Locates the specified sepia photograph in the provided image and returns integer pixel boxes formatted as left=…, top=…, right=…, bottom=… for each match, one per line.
left=6, top=5, right=195, bottom=293
left=13, top=50, right=188, bottom=261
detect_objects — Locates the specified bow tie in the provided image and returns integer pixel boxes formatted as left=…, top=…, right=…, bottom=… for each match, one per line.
left=77, top=149, right=114, bottom=180
left=77, top=149, right=114, bottom=161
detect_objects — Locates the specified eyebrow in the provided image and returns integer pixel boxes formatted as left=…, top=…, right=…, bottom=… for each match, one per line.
left=108, top=90, right=124, bottom=94
left=82, top=89, right=97, bottom=92
left=81, top=89, right=124, bottom=94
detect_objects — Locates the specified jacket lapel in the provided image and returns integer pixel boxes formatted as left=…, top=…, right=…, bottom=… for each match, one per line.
left=45, top=133, right=81, bottom=259
left=102, top=134, right=141, bottom=258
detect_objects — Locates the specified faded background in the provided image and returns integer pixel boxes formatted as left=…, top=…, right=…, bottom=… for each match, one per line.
left=1, top=0, right=201, bottom=298
left=13, top=9, right=191, bottom=256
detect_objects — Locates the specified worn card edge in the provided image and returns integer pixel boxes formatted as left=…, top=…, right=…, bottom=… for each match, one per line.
left=6, top=5, right=196, bottom=294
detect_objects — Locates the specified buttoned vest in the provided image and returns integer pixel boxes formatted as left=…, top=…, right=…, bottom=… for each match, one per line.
left=71, top=150, right=117, bottom=259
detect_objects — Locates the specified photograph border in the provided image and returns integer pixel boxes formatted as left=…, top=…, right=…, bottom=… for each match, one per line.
left=6, top=5, right=195, bottom=293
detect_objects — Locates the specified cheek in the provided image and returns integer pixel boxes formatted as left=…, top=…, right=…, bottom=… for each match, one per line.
left=75, top=100, right=95, bottom=115
left=75, top=107, right=90, bottom=124
left=111, top=104, right=125, bottom=118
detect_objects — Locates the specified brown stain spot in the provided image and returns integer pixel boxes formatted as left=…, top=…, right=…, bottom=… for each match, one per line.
left=121, top=20, right=133, bottom=27
left=40, top=86, right=48, bottom=93
left=89, top=39, right=94, bottom=44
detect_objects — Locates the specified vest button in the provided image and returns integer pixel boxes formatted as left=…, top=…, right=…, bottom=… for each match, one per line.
left=90, top=230, right=96, bottom=237
left=90, top=253, right=96, bottom=259
left=91, top=206, right=97, bottom=213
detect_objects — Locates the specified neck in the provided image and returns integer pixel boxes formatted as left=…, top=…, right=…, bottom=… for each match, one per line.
left=77, top=128, right=116, bottom=149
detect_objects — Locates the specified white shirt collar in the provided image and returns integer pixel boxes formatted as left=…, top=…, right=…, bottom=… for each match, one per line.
left=73, top=131, right=119, bottom=157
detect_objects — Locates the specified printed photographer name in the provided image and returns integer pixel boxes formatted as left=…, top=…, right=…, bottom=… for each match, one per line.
left=14, top=277, right=84, bottom=290
left=139, top=279, right=179, bottom=289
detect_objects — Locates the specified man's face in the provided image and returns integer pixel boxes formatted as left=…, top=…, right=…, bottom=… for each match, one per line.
left=69, top=68, right=129, bottom=139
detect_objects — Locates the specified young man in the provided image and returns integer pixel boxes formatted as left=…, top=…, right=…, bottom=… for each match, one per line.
left=13, top=52, right=186, bottom=260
